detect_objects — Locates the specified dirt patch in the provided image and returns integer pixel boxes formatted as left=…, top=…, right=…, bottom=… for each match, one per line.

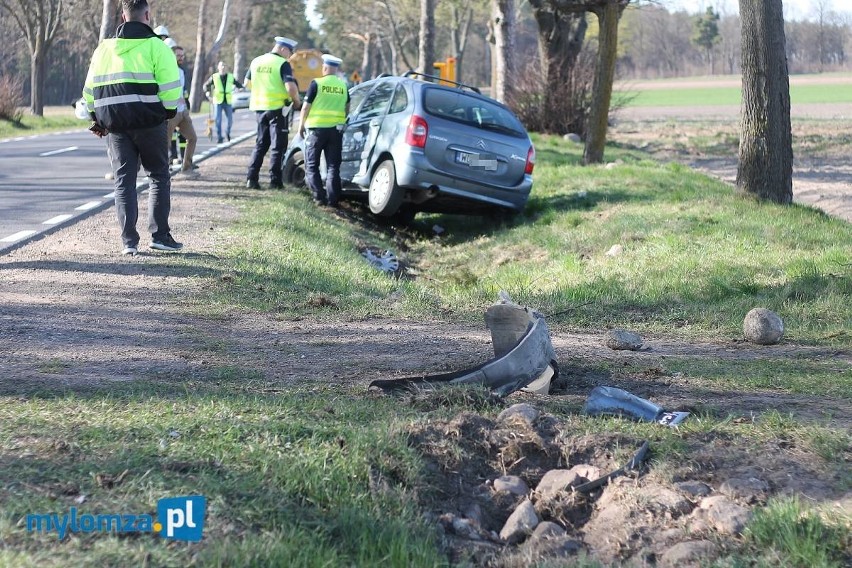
left=611, top=107, right=852, bottom=224
left=0, top=144, right=848, bottom=565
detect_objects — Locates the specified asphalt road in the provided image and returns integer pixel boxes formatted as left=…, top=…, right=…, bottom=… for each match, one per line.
left=0, top=109, right=258, bottom=254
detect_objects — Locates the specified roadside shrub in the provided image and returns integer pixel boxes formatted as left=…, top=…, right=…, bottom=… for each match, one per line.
left=0, top=75, right=24, bottom=123
left=507, top=49, right=596, bottom=137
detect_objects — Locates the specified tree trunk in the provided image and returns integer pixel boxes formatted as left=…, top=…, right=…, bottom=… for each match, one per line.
left=450, top=4, right=473, bottom=83
left=737, top=0, right=793, bottom=204
left=584, top=2, right=621, bottom=164
left=31, top=50, right=46, bottom=116
left=189, top=0, right=209, bottom=112
left=491, top=0, right=515, bottom=103
left=100, top=0, right=118, bottom=41
left=191, top=0, right=231, bottom=112
left=418, top=0, right=435, bottom=74
left=530, top=2, right=587, bottom=117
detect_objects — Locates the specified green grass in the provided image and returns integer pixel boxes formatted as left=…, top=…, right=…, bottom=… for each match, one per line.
left=0, top=108, right=83, bottom=138
left=743, top=496, right=850, bottom=567
left=623, top=83, right=852, bottom=107
left=2, top=130, right=850, bottom=565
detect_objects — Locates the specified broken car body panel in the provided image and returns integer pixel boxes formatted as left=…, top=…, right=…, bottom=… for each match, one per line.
left=369, top=296, right=558, bottom=396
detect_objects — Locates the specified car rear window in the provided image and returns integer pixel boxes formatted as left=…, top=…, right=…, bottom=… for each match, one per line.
left=422, top=88, right=526, bottom=138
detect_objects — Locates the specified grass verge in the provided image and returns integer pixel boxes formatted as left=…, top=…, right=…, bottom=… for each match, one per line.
left=1, top=131, right=849, bottom=565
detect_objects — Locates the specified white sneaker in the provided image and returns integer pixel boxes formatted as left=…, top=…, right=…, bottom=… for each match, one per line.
left=122, top=246, right=138, bottom=256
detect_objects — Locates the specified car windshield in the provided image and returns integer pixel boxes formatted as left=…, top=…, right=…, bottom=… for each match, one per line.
left=422, top=88, right=526, bottom=138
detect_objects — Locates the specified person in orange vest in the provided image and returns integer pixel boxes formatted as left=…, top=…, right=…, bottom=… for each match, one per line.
left=298, top=54, right=349, bottom=207
left=204, top=61, right=244, bottom=144
left=243, top=36, right=301, bottom=190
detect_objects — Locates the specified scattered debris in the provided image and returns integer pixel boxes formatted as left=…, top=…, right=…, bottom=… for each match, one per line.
left=743, top=307, right=784, bottom=344
left=584, top=386, right=690, bottom=426
left=570, top=440, right=650, bottom=494
left=360, top=248, right=399, bottom=273
left=369, top=294, right=558, bottom=396
left=432, top=224, right=445, bottom=235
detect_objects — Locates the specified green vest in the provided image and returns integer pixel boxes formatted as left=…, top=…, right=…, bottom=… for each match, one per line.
left=212, top=73, right=235, bottom=105
left=248, top=53, right=290, bottom=111
left=305, top=75, right=348, bottom=128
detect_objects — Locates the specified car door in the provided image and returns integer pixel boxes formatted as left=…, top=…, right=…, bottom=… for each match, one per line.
left=340, top=80, right=397, bottom=184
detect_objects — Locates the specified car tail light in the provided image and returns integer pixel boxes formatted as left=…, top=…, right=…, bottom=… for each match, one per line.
left=405, top=115, right=428, bottom=148
left=525, top=144, right=536, bottom=175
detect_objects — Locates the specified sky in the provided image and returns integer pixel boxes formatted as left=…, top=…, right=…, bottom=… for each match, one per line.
left=658, top=0, right=850, bottom=21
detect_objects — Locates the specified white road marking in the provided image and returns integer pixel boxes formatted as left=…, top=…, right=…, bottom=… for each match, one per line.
left=43, top=214, right=74, bottom=225
left=40, top=146, right=78, bottom=157
left=74, top=201, right=102, bottom=211
left=1, top=230, right=37, bottom=243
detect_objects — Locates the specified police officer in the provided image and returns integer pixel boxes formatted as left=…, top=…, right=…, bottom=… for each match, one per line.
left=244, top=36, right=301, bottom=190
left=298, top=54, right=349, bottom=207
left=83, top=0, right=183, bottom=255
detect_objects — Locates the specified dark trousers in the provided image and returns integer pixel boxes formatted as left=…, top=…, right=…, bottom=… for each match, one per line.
left=246, top=109, right=287, bottom=185
left=305, top=127, right=343, bottom=206
left=107, top=123, right=171, bottom=247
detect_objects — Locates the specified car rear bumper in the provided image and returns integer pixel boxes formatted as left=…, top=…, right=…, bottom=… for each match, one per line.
left=394, top=150, right=532, bottom=212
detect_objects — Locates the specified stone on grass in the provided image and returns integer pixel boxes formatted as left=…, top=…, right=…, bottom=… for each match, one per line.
left=563, top=133, right=582, bottom=143
left=719, top=476, right=769, bottom=504
left=743, top=308, right=784, bottom=345
left=497, top=403, right=540, bottom=425
left=605, top=329, right=643, bottom=351
left=531, top=521, right=566, bottom=540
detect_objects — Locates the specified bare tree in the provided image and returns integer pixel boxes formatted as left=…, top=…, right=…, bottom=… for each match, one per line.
left=584, top=0, right=628, bottom=164
left=737, top=0, right=793, bottom=204
left=189, top=0, right=232, bottom=111
left=99, top=0, right=119, bottom=41
left=491, top=0, right=515, bottom=102
left=528, top=0, right=587, bottom=122
left=418, top=0, right=435, bottom=74
left=0, top=0, right=65, bottom=115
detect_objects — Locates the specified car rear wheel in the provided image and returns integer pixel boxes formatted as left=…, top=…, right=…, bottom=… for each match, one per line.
left=369, top=160, right=403, bottom=216
left=284, top=151, right=306, bottom=187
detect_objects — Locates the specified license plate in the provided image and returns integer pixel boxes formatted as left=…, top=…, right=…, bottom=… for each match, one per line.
left=455, top=151, right=473, bottom=165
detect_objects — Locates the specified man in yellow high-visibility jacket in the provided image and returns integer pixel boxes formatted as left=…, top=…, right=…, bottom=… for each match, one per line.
left=204, top=61, right=244, bottom=144
left=83, top=0, right=183, bottom=255
left=243, top=36, right=302, bottom=190
left=298, top=54, right=349, bottom=207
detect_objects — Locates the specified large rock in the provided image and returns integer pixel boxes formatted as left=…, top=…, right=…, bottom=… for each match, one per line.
left=499, top=498, right=539, bottom=543
left=743, top=308, right=784, bottom=344
left=493, top=475, right=529, bottom=496
left=659, top=540, right=718, bottom=567
left=497, top=403, right=540, bottom=425
left=534, top=469, right=584, bottom=498
left=605, top=329, right=643, bottom=350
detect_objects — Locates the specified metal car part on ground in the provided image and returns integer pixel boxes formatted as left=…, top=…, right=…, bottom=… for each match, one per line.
left=583, top=386, right=690, bottom=426
left=369, top=294, right=557, bottom=397
left=283, top=71, right=535, bottom=220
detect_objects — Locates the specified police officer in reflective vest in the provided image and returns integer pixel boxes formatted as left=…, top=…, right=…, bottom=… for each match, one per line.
left=243, top=36, right=301, bottom=190
left=298, top=54, right=349, bottom=207
left=204, top=61, right=244, bottom=143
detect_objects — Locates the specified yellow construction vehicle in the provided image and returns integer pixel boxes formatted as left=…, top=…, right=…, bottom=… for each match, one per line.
left=288, top=49, right=325, bottom=93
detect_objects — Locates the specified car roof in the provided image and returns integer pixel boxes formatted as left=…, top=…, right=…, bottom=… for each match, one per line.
left=356, top=72, right=504, bottom=108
